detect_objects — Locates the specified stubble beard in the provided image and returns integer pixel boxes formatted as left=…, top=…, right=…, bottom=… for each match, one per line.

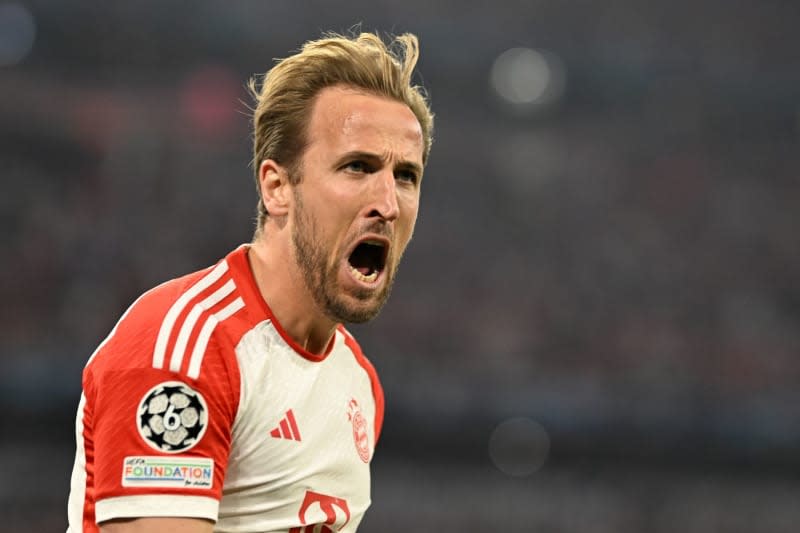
left=292, top=191, right=394, bottom=324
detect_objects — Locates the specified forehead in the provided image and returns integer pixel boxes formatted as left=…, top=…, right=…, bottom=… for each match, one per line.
left=305, top=85, right=424, bottom=163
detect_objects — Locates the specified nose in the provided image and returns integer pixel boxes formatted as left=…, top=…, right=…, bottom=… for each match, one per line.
left=369, top=169, right=400, bottom=221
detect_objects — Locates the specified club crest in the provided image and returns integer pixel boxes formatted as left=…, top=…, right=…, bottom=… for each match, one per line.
left=347, top=398, right=370, bottom=463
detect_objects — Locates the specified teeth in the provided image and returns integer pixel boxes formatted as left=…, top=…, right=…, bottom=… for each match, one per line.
left=350, top=266, right=379, bottom=283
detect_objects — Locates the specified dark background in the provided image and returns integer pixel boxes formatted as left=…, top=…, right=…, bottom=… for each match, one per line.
left=2, top=1, right=799, bottom=531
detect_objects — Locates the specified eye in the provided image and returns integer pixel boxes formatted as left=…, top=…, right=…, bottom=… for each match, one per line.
left=395, top=169, right=419, bottom=184
left=343, top=160, right=371, bottom=174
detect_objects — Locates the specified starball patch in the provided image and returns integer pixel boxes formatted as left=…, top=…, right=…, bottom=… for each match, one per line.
left=136, top=381, right=208, bottom=453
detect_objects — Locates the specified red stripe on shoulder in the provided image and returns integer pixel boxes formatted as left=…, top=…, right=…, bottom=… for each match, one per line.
left=339, top=326, right=384, bottom=445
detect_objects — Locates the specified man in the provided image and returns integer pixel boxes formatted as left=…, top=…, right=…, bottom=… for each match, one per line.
left=67, top=31, right=433, bottom=533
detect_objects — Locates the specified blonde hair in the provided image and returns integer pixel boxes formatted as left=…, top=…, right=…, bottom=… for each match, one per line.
left=248, top=31, right=434, bottom=231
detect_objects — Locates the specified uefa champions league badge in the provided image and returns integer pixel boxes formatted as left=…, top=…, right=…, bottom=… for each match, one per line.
left=136, top=381, right=208, bottom=453
left=347, top=398, right=370, bottom=463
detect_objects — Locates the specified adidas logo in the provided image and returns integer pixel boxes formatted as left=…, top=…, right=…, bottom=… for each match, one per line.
left=269, top=409, right=302, bottom=441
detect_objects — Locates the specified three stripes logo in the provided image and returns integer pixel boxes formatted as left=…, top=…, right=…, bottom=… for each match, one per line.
left=270, top=409, right=302, bottom=442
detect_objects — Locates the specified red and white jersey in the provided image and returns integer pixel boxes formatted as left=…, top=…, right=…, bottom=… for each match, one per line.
left=67, top=245, right=384, bottom=533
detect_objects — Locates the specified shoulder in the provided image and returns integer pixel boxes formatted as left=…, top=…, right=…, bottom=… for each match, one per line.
left=82, top=254, right=255, bottom=438
left=85, top=251, right=258, bottom=384
left=86, top=261, right=222, bottom=370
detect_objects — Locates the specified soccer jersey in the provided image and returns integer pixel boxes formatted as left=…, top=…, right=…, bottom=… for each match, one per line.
left=67, top=245, right=384, bottom=533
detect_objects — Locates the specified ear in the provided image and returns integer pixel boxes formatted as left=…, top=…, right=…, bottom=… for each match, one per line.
left=258, top=159, right=292, bottom=217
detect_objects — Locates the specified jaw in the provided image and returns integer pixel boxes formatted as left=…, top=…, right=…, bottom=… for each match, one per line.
left=320, top=267, right=389, bottom=324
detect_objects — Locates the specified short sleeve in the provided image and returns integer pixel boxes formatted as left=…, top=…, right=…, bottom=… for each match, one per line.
left=83, top=286, right=242, bottom=524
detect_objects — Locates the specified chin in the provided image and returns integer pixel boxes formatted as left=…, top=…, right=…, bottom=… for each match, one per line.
left=325, top=292, right=390, bottom=324
left=334, top=301, right=384, bottom=324
left=340, top=309, right=380, bottom=324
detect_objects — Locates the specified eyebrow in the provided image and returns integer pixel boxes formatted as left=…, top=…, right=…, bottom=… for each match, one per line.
left=335, top=151, right=423, bottom=176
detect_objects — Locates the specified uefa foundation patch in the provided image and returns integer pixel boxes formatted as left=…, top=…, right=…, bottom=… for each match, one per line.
left=122, top=456, right=214, bottom=488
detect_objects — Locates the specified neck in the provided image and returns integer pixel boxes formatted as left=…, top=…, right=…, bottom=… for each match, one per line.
left=247, top=234, right=338, bottom=356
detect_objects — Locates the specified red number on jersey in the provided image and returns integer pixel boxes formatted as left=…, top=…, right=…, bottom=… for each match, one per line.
left=289, top=490, right=350, bottom=533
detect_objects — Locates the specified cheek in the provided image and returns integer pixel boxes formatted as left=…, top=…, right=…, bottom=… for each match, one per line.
left=399, top=200, right=420, bottom=241
left=303, top=190, right=349, bottom=229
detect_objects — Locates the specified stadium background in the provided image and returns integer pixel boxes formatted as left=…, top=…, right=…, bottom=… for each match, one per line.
left=1, top=1, right=799, bottom=531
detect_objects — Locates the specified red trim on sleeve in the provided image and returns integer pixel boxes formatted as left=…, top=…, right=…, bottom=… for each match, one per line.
left=81, top=377, right=98, bottom=533
left=339, top=326, right=385, bottom=445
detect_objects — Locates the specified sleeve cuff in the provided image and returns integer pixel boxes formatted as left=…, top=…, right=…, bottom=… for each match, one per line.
left=95, top=494, right=219, bottom=523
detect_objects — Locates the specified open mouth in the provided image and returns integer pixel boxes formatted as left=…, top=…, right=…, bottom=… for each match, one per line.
left=347, top=239, right=388, bottom=283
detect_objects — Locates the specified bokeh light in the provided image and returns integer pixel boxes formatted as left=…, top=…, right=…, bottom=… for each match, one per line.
left=0, top=2, right=35, bottom=67
left=488, top=417, right=550, bottom=477
left=490, top=47, right=566, bottom=113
